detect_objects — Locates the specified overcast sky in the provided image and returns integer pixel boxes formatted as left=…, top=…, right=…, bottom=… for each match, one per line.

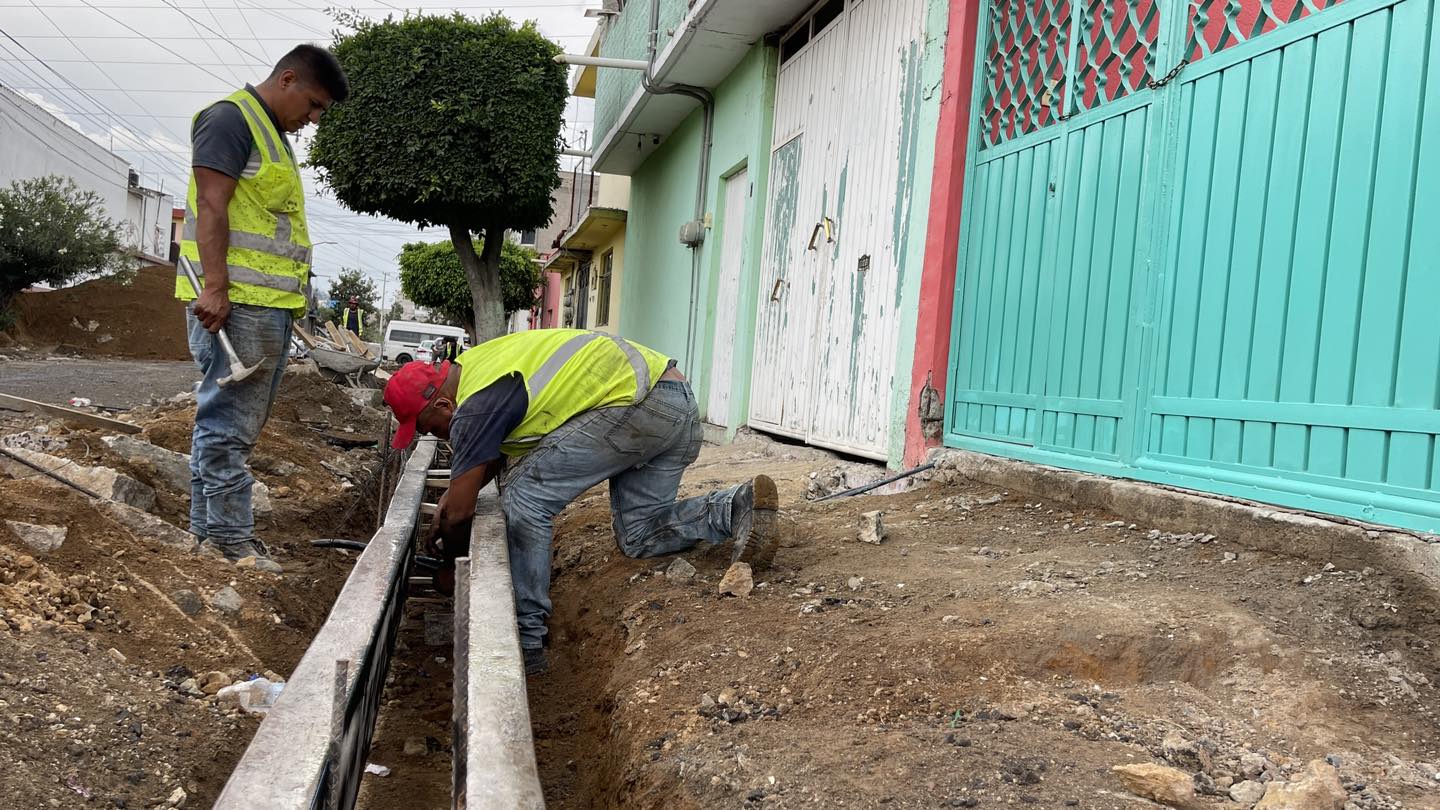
left=0, top=0, right=598, bottom=307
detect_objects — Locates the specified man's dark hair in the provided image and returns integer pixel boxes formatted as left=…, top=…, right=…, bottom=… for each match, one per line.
left=272, top=44, right=349, bottom=103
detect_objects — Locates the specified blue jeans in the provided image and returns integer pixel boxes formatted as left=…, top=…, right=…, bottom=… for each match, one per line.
left=186, top=303, right=291, bottom=545
left=500, top=380, right=744, bottom=650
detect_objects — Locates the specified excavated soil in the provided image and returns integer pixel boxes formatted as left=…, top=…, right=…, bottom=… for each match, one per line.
left=9, top=265, right=191, bottom=361
left=0, top=362, right=393, bottom=808
left=524, top=439, right=1438, bottom=809
left=347, top=436, right=1439, bottom=808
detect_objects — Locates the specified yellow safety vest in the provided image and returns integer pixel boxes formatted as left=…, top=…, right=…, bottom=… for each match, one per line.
left=456, top=329, right=673, bottom=457
left=176, top=88, right=312, bottom=317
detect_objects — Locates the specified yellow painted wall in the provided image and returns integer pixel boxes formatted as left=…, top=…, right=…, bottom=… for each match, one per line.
left=590, top=224, right=625, bottom=335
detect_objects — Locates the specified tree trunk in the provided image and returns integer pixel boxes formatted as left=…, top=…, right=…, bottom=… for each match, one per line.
left=449, top=224, right=506, bottom=344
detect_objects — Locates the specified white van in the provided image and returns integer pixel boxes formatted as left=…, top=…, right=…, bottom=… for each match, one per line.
left=381, top=321, right=469, bottom=364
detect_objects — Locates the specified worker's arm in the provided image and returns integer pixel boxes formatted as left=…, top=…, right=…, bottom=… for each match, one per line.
left=192, top=166, right=237, bottom=333
left=427, top=457, right=504, bottom=560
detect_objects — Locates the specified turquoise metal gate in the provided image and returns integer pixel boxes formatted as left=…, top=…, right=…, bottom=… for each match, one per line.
left=945, top=0, right=1440, bottom=532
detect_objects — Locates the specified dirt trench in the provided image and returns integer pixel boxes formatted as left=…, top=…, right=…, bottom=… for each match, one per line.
left=522, top=439, right=1439, bottom=809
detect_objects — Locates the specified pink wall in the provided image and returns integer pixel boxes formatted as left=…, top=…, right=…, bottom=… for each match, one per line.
left=904, top=0, right=982, bottom=466
left=539, top=271, right=564, bottom=329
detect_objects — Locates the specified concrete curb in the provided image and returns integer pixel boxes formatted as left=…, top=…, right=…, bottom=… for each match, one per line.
left=453, top=482, right=544, bottom=809
left=929, top=448, right=1440, bottom=595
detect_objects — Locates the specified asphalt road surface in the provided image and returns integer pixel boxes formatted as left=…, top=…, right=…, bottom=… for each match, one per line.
left=0, top=357, right=198, bottom=409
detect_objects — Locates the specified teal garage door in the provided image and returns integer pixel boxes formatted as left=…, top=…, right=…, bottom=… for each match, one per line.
left=946, top=0, right=1440, bottom=532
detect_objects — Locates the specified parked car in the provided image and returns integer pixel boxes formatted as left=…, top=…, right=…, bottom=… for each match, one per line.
left=415, top=339, right=435, bottom=364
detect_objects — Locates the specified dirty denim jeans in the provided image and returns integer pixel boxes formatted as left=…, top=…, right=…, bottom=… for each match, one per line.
left=500, top=380, right=745, bottom=651
left=185, top=303, right=290, bottom=545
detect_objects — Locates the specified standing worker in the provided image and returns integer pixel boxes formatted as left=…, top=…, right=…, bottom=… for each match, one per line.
left=178, top=44, right=349, bottom=572
left=341, top=295, right=364, bottom=336
left=382, top=329, right=783, bottom=675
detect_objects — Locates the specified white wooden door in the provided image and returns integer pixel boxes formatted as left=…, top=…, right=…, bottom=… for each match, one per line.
left=749, top=4, right=850, bottom=440
left=749, top=0, right=929, bottom=460
left=707, top=168, right=750, bottom=428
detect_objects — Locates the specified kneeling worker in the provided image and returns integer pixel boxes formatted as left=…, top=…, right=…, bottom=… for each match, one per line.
left=383, top=329, right=781, bottom=675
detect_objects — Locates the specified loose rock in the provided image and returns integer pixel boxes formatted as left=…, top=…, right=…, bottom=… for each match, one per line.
left=1112, top=763, right=1198, bottom=808
left=665, top=557, right=696, bottom=581
left=170, top=590, right=203, bottom=616
left=1231, top=780, right=1267, bottom=805
left=858, top=510, right=887, bottom=544
left=4, top=520, right=67, bottom=553
left=1255, top=760, right=1346, bottom=810
left=210, top=586, right=243, bottom=614
left=718, top=562, right=754, bottom=597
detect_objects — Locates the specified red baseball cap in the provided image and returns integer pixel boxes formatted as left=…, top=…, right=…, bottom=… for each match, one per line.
left=384, top=360, right=451, bottom=449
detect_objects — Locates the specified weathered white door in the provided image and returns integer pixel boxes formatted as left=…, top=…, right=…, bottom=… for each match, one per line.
left=749, top=0, right=929, bottom=460
left=707, top=167, right=750, bottom=428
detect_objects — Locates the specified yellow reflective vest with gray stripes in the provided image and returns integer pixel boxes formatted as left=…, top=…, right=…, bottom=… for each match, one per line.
left=176, top=88, right=312, bottom=317
left=455, top=329, right=673, bottom=457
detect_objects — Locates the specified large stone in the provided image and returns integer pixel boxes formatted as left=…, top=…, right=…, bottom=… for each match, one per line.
left=96, top=500, right=198, bottom=551
left=0, top=446, right=154, bottom=510
left=1112, top=763, right=1198, bottom=808
left=4, top=520, right=66, bottom=553
left=252, top=481, right=273, bottom=517
left=718, top=562, right=754, bottom=597
left=102, top=434, right=191, bottom=492
left=1231, top=780, right=1267, bottom=805
left=1254, top=760, right=1346, bottom=810
left=210, top=586, right=243, bottom=614
left=665, top=557, right=697, bottom=581
left=858, top=510, right=887, bottom=544
left=1162, top=731, right=1215, bottom=772
left=170, top=589, right=203, bottom=616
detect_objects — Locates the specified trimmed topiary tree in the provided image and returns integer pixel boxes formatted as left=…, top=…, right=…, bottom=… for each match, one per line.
left=310, top=12, right=566, bottom=342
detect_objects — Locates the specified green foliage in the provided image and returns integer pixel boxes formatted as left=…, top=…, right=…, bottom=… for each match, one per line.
left=398, top=238, right=539, bottom=333
left=386, top=299, right=404, bottom=322
left=0, top=176, right=127, bottom=313
left=311, top=12, right=568, bottom=233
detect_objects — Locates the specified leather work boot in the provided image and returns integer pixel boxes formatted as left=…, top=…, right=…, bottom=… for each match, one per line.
left=523, top=647, right=549, bottom=676
left=730, top=475, right=781, bottom=571
left=202, top=537, right=283, bottom=573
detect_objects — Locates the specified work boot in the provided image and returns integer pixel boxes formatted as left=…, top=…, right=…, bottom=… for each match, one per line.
left=730, top=475, right=781, bottom=571
left=523, top=647, right=549, bottom=676
left=201, top=538, right=283, bottom=574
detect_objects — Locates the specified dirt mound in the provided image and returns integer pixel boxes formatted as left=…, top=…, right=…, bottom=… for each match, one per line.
left=0, top=365, right=395, bottom=808
left=10, top=265, right=189, bottom=360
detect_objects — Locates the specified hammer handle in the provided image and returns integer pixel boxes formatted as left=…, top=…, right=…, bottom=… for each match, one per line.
left=178, top=256, right=245, bottom=368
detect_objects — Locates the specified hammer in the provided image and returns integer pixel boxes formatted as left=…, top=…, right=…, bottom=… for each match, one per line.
left=178, top=256, right=263, bottom=386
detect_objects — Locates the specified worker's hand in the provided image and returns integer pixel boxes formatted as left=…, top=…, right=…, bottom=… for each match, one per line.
left=424, top=490, right=450, bottom=557
left=193, top=284, right=231, bottom=333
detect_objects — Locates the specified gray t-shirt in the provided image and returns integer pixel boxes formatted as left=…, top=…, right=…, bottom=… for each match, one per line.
left=190, top=85, right=291, bottom=179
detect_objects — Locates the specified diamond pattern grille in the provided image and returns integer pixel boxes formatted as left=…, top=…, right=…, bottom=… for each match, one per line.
left=980, top=0, right=1072, bottom=149
left=979, top=0, right=1348, bottom=149
left=1074, top=0, right=1162, bottom=110
left=1188, top=0, right=1347, bottom=59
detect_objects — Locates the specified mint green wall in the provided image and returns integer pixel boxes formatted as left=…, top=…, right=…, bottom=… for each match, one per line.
left=593, top=0, right=687, bottom=147
left=886, top=0, right=952, bottom=463
left=617, top=43, right=778, bottom=429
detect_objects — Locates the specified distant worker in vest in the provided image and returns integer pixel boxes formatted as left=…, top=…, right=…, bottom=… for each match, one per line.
left=178, top=44, right=349, bottom=573
left=383, top=329, right=783, bottom=676
left=341, top=295, right=363, bottom=336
